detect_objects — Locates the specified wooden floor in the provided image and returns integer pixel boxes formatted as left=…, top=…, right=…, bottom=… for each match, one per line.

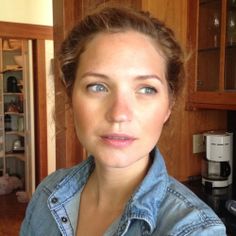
left=0, top=192, right=27, bottom=236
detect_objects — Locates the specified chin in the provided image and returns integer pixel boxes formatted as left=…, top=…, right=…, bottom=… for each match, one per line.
left=94, top=150, right=150, bottom=169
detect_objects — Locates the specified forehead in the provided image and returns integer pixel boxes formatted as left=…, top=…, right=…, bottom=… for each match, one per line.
left=83, top=30, right=163, bottom=56
left=77, top=31, right=166, bottom=76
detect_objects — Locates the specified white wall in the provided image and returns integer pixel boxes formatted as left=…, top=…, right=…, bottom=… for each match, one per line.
left=0, top=0, right=53, bottom=26
left=0, top=0, right=56, bottom=174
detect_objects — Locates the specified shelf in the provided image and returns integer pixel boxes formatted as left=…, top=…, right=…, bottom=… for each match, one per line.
left=198, top=47, right=220, bottom=52
left=0, top=68, right=23, bottom=74
left=187, top=91, right=236, bottom=110
left=5, top=131, right=25, bottom=137
left=5, top=152, right=25, bottom=161
left=199, top=0, right=217, bottom=5
left=2, top=48, right=21, bottom=52
left=187, top=102, right=236, bottom=111
left=226, top=43, right=236, bottom=48
left=4, top=112, right=24, bottom=116
left=4, top=92, right=23, bottom=96
left=1, top=37, right=29, bottom=192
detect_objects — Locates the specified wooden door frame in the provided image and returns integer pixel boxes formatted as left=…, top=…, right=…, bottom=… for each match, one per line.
left=53, top=0, right=85, bottom=170
left=0, top=21, right=53, bottom=185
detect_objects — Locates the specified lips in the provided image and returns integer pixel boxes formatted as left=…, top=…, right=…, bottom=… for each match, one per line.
left=101, top=134, right=136, bottom=148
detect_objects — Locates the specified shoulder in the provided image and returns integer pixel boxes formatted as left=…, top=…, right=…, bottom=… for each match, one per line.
left=23, top=164, right=79, bottom=213
left=37, top=167, right=74, bottom=192
left=20, top=160, right=90, bottom=235
left=20, top=168, right=71, bottom=235
left=31, top=165, right=76, bottom=198
left=154, top=177, right=226, bottom=235
left=35, top=157, right=94, bottom=195
left=25, top=156, right=94, bottom=212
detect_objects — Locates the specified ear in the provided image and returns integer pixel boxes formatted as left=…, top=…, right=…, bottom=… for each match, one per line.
left=164, top=108, right=171, bottom=123
left=164, top=97, right=175, bottom=123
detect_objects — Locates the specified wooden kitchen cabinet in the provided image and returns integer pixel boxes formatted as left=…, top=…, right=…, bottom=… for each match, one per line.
left=188, top=0, right=236, bottom=110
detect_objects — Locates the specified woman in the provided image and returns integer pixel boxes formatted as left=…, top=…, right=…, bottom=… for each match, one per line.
left=20, top=7, right=226, bottom=236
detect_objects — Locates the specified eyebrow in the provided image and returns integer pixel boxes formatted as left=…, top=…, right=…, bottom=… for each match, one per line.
left=80, top=72, right=163, bottom=84
left=135, top=74, right=163, bottom=84
left=80, top=72, right=109, bottom=80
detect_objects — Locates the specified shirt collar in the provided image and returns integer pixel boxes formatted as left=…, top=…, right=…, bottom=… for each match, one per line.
left=48, top=148, right=169, bottom=234
left=48, top=157, right=95, bottom=210
left=119, top=149, right=169, bottom=234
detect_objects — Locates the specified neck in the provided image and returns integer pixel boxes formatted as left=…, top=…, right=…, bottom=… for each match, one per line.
left=86, top=157, right=151, bottom=211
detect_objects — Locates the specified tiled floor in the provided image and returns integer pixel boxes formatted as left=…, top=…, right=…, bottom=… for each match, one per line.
left=0, top=192, right=27, bottom=236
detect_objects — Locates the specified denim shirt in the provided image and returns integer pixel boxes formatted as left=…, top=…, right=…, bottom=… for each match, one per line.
left=20, top=149, right=226, bottom=236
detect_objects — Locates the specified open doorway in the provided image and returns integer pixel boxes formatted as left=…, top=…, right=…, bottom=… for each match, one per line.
left=0, top=21, right=53, bottom=235
left=0, top=38, right=35, bottom=195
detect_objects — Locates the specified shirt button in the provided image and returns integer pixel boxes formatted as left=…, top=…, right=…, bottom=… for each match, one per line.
left=51, top=197, right=58, bottom=204
left=61, top=217, right=68, bottom=223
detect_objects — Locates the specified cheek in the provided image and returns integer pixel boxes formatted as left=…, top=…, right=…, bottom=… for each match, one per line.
left=142, top=105, right=170, bottom=133
left=72, top=99, right=91, bottom=132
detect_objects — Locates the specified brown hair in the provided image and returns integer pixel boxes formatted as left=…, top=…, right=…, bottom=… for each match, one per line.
left=59, top=6, right=184, bottom=100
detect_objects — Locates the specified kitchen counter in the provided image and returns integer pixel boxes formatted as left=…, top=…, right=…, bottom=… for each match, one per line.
left=184, top=180, right=236, bottom=236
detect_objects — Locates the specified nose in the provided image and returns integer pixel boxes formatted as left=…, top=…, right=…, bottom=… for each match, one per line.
left=106, top=94, right=133, bottom=123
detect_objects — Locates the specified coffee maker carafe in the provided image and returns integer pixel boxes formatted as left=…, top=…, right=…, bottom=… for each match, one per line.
left=202, top=132, right=233, bottom=188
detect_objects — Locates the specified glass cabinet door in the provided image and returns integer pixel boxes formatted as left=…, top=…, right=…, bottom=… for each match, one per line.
left=225, top=0, right=236, bottom=90
left=197, top=0, right=222, bottom=91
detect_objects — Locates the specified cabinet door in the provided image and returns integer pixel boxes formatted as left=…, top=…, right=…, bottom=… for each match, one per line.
left=0, top=39, right=4, bottom=175
left=188, top=0, right=236, bottom=109
left=197, top=0, right=221, bottom=91
left=225, top=0, right=236, bottom=90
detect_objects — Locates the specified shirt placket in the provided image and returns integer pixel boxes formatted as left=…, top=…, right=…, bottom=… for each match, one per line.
left=49, top=197, right=74, bottom=236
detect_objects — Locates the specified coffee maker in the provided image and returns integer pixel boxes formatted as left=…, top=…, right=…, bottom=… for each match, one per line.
left=202, top=132, right=233, bottom=188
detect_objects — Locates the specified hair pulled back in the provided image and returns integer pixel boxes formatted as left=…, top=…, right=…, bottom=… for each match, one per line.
left=59, top=6, right=184, bottom=99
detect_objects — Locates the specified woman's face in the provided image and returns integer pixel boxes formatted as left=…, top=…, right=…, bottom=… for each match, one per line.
left=72, top=31, right=171, bottom=169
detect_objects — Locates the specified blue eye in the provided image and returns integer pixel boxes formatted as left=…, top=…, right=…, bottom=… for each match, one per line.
left=138, top=87, right=157, bottom=94
left=87, top=83, right=108, bottom=93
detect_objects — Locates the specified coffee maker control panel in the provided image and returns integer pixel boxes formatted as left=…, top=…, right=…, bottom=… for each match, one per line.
left=205, top=133, right=233, bottom=162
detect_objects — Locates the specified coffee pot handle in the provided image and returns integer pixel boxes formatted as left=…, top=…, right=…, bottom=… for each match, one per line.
left=220, top=162, right=231, bottom=178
